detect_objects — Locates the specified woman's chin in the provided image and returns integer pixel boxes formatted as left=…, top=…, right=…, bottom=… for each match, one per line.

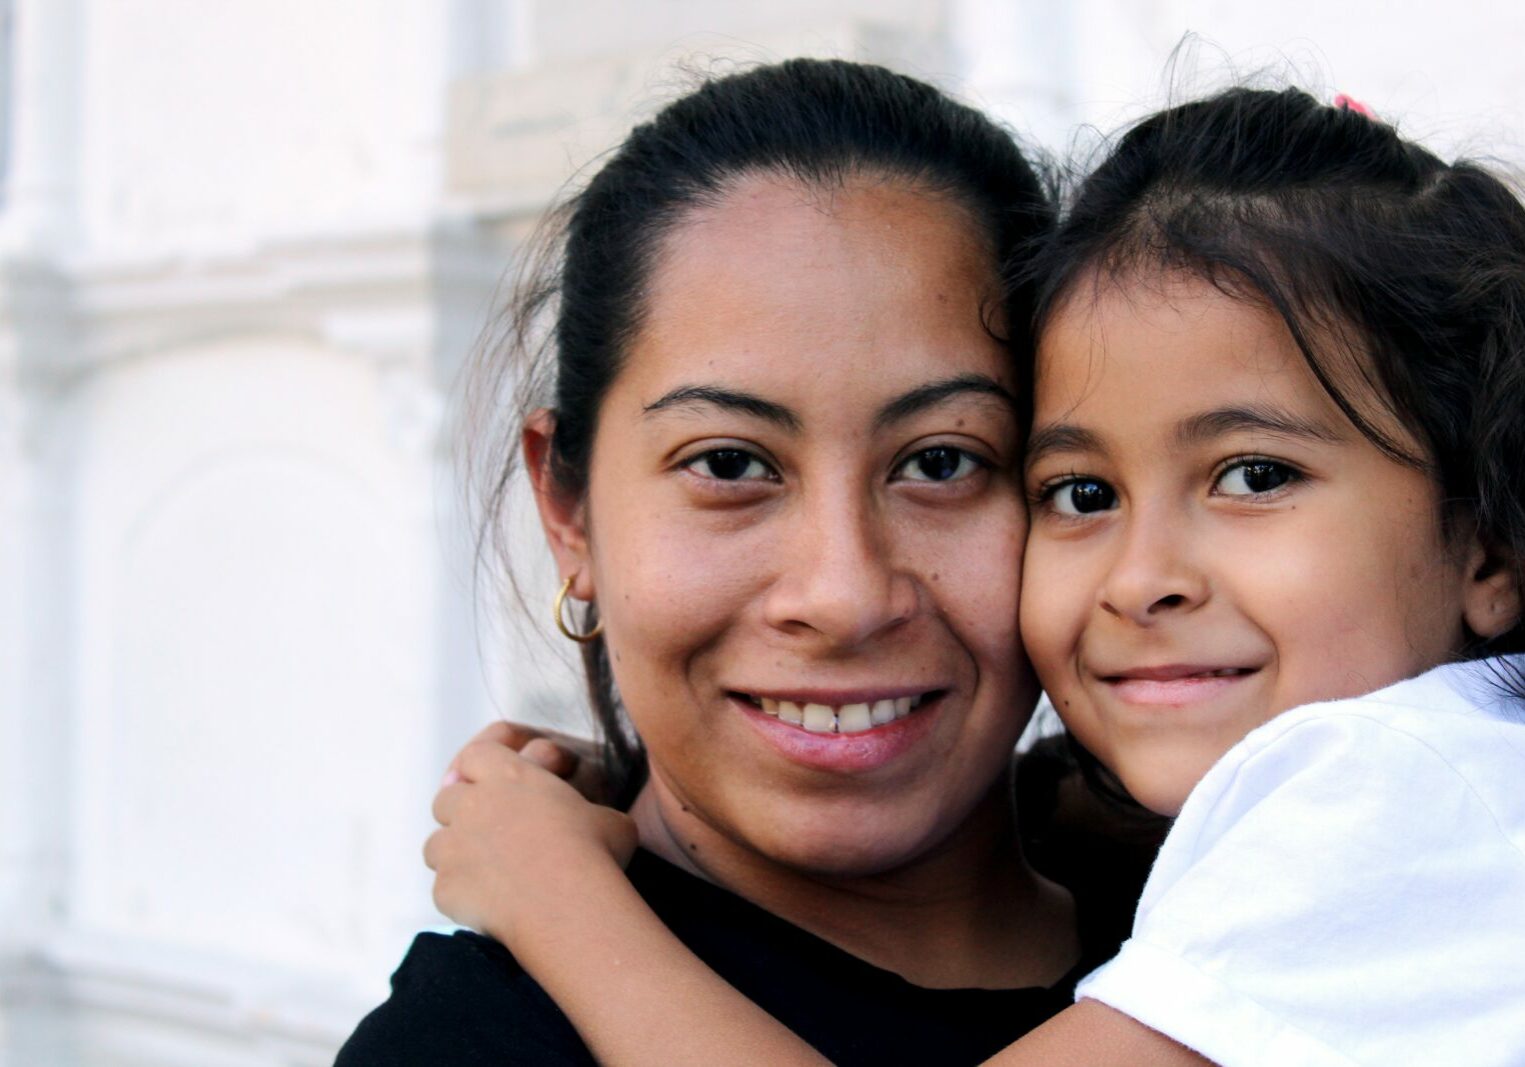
left=766, top=840, right=914, bottom=878
left=734, top=804, right=977, bottom=880
left=640, top=750, right=1014, bottom=883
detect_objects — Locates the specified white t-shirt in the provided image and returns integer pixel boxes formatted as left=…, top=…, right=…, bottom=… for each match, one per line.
left=1076, top=657, right=1525, bottom=1067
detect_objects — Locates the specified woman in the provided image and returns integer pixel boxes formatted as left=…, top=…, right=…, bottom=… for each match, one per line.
left=338, top=58, right=1139, bottom=1065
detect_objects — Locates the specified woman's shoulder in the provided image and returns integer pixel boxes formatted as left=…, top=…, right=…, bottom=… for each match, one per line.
left=332, top=852, right=726, bottom=1066
left=333, top=929, right=594, bottom=1066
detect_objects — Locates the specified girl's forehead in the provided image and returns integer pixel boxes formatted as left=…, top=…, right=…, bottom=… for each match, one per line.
left=1037, top=274, right=1310, bottom=393
left=1031, top=271, right=1421, bottom=459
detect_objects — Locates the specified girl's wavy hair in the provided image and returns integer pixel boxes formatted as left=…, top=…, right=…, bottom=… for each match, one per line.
left=1020, top=86, right=1525, bottom=806
left=469, top=58, right=1054, bottom=806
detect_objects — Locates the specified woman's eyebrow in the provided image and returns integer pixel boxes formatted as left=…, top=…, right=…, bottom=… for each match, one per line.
left=1175, top=405, right=1344, bottom=446
left=642, top=385, right=802, bottom=431
left=873, top=374, right=1017, bottom=430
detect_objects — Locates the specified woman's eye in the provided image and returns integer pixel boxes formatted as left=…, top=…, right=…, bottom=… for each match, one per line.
left=894, top=446, right=985, bottom=482
left=1215, top=460, right=1297, bottom=496
left=1047, top=478, right=1117, bottom=516
left=683, top=448, right=774, bottom=481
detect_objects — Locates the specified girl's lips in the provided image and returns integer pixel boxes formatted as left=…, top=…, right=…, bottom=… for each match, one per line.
left=732, top=691, right=945, bottom=773
left=1101, top=667, right=1259, bottom=707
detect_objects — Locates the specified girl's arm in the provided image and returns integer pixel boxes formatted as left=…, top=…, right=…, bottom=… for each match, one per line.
left=428, top=740, right=1210, bottom=1067
left=426, top=740, right=827, bottom=1066
left=986, top=1001, right=1213, bottom=1067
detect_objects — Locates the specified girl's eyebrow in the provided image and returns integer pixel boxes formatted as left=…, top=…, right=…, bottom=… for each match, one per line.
left=1025, top=405, right=1343, bottom=469
left=1175, top=405, right=1344, bottom=446
left=1024, top=424, right=1102, bottom=468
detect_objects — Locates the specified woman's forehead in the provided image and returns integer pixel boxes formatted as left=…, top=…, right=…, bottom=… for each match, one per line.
left=620, top=193, right=1013, bottom=421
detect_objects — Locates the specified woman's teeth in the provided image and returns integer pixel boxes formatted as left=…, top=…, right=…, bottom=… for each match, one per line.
left=755, top=695, right=922, bottom=733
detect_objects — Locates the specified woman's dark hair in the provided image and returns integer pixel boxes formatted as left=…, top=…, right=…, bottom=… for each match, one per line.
left=1023, top=85, right=1525, bottom=802
left=472, top=58, right=1053, bottom=806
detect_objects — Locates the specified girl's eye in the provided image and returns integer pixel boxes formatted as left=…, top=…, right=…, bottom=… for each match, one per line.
left=894, top=446, right=986, bottom=482
left=1047, top=478, right=1117, bottom=516
left=684, top=448, right=775, bottom=481
left=1215, top=460, right=1297, bottom=496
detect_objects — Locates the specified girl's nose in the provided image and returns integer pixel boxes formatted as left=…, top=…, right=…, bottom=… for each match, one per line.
left=762, top=495, right=917, bottom=648
left=1098, top=505, right=1209, bottom=625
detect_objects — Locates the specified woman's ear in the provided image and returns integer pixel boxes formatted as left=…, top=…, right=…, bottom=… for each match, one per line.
left=524, top=409, right=595, bottom=599
left=1461, top=536, right=1522, bottom=641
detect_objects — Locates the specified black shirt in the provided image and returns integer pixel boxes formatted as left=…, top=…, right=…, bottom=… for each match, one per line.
left=336, top=849, right=1118, bottom=1066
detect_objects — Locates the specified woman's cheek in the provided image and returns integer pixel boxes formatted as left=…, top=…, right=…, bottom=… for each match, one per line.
left=595, top=509, right=762, bottom=674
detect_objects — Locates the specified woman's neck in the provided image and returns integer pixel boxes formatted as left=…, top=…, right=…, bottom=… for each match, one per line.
left=630, top=776, right=1079, bottom=990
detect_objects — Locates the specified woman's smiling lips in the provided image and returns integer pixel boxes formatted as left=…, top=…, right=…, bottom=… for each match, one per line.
left=729, top=688, right=947, bottom=772
left=1097, top=664, right=1261, bottom=707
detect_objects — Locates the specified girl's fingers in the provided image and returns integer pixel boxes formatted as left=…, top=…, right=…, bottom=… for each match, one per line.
left=422, top=827, right=445, bottom=871
left=432, top=780, right=470, bottom=826
left=521, top=736, right=580, bottom=778
left=596, top=807, right=641, bottom=866
left=473, top=720, right=545, bottom=749
left=442, top=720, right=547, bottom=782
left=535, top=727, right=601, bottom=763
left=456, top=738, right=521, bottom=783
left=442, top=720, right=594, bottom=791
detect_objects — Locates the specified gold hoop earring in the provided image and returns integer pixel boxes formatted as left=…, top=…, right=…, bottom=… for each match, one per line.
left=553, top=575, right=604, bottom=643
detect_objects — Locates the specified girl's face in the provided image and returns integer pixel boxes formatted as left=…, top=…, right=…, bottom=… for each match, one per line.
left=1022, top=272, right=1500, bottom=815
left=537, top=175, right=1035, bottom=876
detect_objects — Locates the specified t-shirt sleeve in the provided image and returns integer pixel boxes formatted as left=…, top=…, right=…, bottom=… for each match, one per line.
left=1076, top=711, right=1525, bottom=1067
left=334, top=931, right=595, bottom=1066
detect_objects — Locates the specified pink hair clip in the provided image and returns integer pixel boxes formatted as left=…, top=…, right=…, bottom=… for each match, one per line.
left=1333, top=93, right=1376, bottom=119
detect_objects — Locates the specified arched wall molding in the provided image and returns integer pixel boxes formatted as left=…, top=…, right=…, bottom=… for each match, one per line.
left=3, top=327, right=487, bottom=1062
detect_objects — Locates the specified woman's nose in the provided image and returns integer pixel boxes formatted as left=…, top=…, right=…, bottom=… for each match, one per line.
left=762, top=496, right=917, bottom=648
left=1098, top=505, right=1209, bottom=625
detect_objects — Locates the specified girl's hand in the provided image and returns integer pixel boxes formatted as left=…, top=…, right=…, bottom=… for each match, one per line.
left=425, top=739, right=638, bottom=949
left=441, top=719, right=610, bottom=801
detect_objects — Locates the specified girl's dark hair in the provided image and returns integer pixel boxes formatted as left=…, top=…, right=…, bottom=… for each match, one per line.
left=474, top=58, right=1053, bottom=806
left=1024, top=85, right=1525, bottom=802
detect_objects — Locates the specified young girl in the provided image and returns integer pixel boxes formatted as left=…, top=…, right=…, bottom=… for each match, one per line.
left=427, top=87, right=1525, bottom=1065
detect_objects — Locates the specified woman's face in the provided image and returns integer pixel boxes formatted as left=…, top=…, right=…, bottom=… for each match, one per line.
left=551, top=175, right=1035, bottom=876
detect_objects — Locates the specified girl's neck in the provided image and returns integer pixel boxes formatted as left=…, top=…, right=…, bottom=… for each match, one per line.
left=630, top=776, right=1079, bottom=990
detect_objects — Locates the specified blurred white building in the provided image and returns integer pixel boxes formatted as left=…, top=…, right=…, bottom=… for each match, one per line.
left=0, top=1, right=1519, bottom=1064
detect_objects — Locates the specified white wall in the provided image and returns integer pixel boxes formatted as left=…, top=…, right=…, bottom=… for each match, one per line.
left=76, top=0, right=451, bottom=257
left=960, top=1, right=1525, bottom=162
